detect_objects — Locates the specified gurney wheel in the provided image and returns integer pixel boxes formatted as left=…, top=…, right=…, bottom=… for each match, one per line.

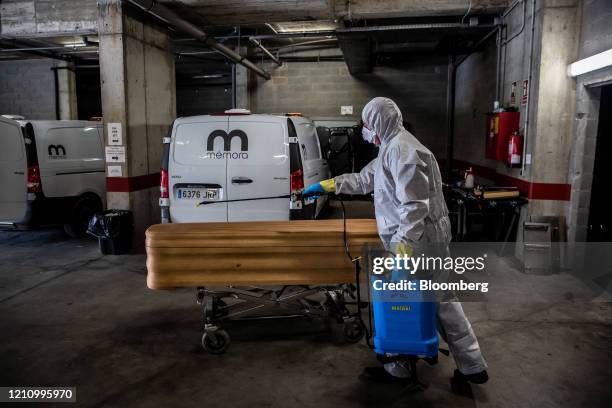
left=202, top=329, right=231, bottom=354
left=343, top=318, right=364, bottom=343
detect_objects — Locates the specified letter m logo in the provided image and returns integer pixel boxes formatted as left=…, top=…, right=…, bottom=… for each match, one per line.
left=48, top=144, right=66, bottom=156
left=207, top=130, right=248, bottom=152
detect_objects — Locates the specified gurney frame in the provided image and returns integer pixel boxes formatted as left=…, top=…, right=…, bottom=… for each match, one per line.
left=195, top=284, right=364, bottom=353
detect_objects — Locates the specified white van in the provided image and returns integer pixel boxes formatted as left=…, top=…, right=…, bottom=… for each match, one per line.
left=0, top=117, right=105, bottom=236
left=160, top=111, right=330, bottom=223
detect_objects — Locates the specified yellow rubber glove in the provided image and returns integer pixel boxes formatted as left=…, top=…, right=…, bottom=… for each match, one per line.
left=394, top=242, right=413, bottom=257
left=320, top=178, right=336, bottom=193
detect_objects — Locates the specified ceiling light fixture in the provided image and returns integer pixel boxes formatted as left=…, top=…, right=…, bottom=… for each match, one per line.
left=567, top=48, right=612, bottom=77
left=192, top=74, right=224, bottom=79
left=267, top=20, right=337, bottom=34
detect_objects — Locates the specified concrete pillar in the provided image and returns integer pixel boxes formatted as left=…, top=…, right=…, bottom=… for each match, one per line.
left=55, top=61, right=78, bottom=120
left=527, top=0, right=580, bottom=218
left=98, top=0, right=176, bottom=248
left=235, top=47, right=250, bottom=109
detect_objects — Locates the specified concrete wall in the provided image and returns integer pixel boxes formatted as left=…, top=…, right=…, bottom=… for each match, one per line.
left=454, top=0, right=580, bottom=216
left=453, top=0, right=585, bottom=246
left=0, top=59, right=56, bottom=119
left=454, top=35, right=498, bottom=170
left=75, top=67, right=102, bottom=119
left=566, top=0, right=612, bottom=241
left=177, top=84, right=232, bottom=117
left=0, top=59, right=80, bottom=120
left=1, top=0, right=97, bottom=36
left=250, top=54, right=450, bottom=159
left=455, top=0, right=541, bottom=178
left=578, top=0, right=612, bottom=58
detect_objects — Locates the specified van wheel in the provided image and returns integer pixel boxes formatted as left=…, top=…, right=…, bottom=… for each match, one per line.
left=64, top=195, right=102, bottom=238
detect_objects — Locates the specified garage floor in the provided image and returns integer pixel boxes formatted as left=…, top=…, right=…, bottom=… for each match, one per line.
left=1, top=202, right=611, bottom=407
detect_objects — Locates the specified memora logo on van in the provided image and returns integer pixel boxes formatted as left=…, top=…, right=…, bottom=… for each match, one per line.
left=48, top=144, right=67, bottom=160
left=206, top=129, right=248, bottom=159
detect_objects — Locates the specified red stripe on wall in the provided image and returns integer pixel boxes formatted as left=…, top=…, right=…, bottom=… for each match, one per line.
left=528, top=183, right=571, bottom=201
left=106, top=164, right=571, bottom=200
left=107, top=173, right=160, bottom=192
left=453, top=160, right=571, bottom=201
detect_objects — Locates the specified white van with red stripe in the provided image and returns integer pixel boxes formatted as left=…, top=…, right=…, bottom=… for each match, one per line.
left=160, top=110, right=330, bottom=223
left=0, top=117, right=105, bottom=236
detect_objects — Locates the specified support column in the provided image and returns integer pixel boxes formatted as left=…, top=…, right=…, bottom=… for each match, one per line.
left=98, top=0, right=176, bottom=248
left=234, top=46, right=251, bottom=109
left=55, top=61, right=78, bottom=120
left=527, top=0, right=580, bottom=218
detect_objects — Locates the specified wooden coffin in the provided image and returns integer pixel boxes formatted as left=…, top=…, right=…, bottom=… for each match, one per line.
left=146, top=219, right=380, bottom=289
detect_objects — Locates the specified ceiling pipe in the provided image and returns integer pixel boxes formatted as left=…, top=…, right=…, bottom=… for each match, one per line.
left=0, top=46, right=93, bottom=52
left=215, top=32, right=336, bottom=41
left=126, top=0, right=271, bottom=80
left=274, top=45, right=339, bottom=56
left=176, top=50, right=220, bottom=56
left=0, top=30, right=97, bottom=40
left=520, top=0, right=536, bottom=176
left=171, top=21, right=496, bottom=43
left=206, top=22, right=490, bottom=42
left=336, top=22, right=495, bottom=33
left=271, top=38, right=338, bottom=50
left=249, top=37, right=282, bottom=66
left=0, top=43, right=76, bottom=62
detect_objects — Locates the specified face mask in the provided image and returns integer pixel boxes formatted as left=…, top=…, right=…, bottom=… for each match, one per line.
left=362, top=126, right=377, bottom=144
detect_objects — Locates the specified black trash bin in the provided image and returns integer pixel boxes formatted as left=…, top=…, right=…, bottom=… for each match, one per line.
left=87, top=210, right=134, bottom=255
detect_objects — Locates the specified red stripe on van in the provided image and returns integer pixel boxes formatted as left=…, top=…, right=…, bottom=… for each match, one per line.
left=107, top=173, right=160, bottom=192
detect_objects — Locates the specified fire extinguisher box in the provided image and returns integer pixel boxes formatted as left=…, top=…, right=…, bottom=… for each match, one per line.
left=485, top=111, right=520, bottom=161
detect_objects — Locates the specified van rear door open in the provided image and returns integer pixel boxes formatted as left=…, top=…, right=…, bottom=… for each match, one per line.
left=294, top=118, right=330, bottom=217
left=170, top=118, right=229, bottom=222
left=0, top=117, right=27, bottom=225
left=227, top=116, right=289, bottom=221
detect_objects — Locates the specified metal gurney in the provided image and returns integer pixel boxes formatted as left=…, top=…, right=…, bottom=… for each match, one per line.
left=145, top=219, right=379, bottom=353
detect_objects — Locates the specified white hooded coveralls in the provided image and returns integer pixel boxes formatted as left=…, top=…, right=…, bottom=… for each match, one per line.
left=334, top=97, right=487, bottom=376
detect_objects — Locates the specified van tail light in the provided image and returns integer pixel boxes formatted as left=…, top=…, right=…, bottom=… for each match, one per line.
left=27, top=165, right=41, bottom=193
left=160, top=168, right=169, bottom=199
left=290, top=169, right=304, bottom=192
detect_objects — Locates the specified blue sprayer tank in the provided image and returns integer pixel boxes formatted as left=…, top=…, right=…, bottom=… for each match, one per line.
left=371, top=273, right=438, bottom=358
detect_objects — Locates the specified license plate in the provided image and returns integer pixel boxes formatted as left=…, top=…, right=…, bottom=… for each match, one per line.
left=176, top=188, right=219, bottom=201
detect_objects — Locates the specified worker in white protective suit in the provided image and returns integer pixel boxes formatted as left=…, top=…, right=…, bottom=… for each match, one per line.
left=304, top=97, right=488, bottom=384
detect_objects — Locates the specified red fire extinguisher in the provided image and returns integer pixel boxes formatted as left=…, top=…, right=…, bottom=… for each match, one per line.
left=508, top=130, right=522, bottom=167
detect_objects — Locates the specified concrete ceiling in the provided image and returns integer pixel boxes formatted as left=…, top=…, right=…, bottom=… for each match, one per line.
left=163, top=0, right=508, bottom=25
left=0, top=0, right=508, bottom=78
left=0, top=0, right=509, bottom=37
